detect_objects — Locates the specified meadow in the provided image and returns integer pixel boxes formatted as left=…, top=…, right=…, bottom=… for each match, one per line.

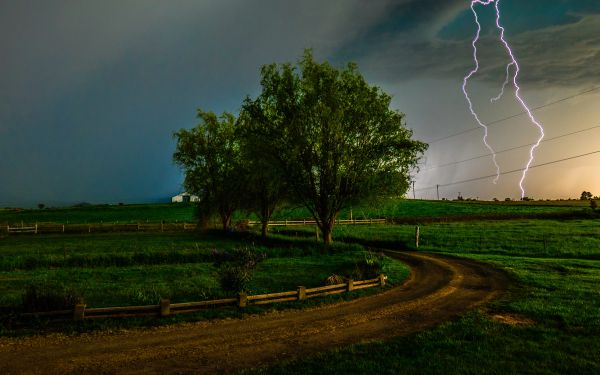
left=0, top=198, right=591, bottom=226
left=0, top=231, right=408, bottom=310
left=1, top=199, right=598, bottom=374
left=258, top=217, right=600, bottom=373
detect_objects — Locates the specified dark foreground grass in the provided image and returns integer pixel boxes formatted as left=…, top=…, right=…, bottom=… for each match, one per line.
left=0, top=230, right=409, bottom=336
left=253, top=219, right=600, bottom=374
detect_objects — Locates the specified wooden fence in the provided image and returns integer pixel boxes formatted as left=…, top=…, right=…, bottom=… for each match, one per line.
left=248, top=218, right=387, bottom=227
left=3, top=219, right=387, bottom=235
left=21, top=274, right=386, bottom=321
left=4, top=222, right=198, bottom=235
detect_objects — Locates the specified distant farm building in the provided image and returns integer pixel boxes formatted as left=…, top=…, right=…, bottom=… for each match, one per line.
left=171, top=192, right=200, bottom=203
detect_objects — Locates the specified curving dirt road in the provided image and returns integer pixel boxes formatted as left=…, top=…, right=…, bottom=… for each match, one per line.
left=0, top=251, right=509, bottom=374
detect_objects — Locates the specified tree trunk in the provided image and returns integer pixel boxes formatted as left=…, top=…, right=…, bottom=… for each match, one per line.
left=261, top=220, right=269, bottom=239
left=197, top=216, right=210, bottom=232
left=221, top=214, right=232, bottom=232
left=321, top=222, right=333, bottom=245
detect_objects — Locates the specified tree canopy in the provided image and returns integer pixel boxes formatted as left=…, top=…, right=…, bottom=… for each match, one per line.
left=241, top=50, right=427, bottom=243
left=173, top=110, right=241, bottom=231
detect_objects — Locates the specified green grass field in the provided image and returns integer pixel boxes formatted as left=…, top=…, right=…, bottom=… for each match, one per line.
left=258, top=218, right=600, bottom=374
left=1, top=200, right=598, bottom=373
left=0, top=198, right=593, bottom=226
left=0, top=230, right=408, bottom=339
left=0, top=203, right=196, bottom=225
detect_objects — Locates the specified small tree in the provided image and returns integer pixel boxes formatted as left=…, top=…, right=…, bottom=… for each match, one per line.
left=37, top=203, right=45, bottom=210
left=591, top=199, right=597, bottom=211
left=242, top=50, right=427, bottom=244
left=173, top=110, right=242, bottom=232
left=580, top=191, right=593, bottom=200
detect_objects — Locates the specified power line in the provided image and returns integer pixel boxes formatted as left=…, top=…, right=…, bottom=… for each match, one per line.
left=420, top=124, right=600, bottom=171
left=425, top=85, right=600, bottom=144
left=415, top=149, right=600, bottom=192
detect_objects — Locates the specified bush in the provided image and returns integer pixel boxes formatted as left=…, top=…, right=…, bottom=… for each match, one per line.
left=353, top=251, right=384, bottom=280
left=217, top=264, right=254, bottom=293
left=21, top=284, right=82, bottom=313
left=214, top=246, right=267, bottom=293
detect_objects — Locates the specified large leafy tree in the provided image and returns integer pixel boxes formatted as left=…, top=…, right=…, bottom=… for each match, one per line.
left=242, top=51, right=427, bottom=244
left=173, top=110, right=241, bottom=231
left=236, top=116, right=287, bottom=238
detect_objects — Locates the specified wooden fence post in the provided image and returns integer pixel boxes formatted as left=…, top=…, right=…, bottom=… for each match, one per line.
left=415, top=226, right=420, bottom=249
left=160, top=299, right=171, bottom=317
left=35, top=223, right=38, bottom=234
left=297, top=286, right=306, bottom=301
left=238, top=292, right=247, bottom=307
left=88, top=225, right=91, bottom=233
left=62, top=224, right=65, bottom=233
left=315, top=226, right=319, bottom=241
left=379, top=274, right=386, bottom=287
left=347, top=279, right=354, bottom=292
left=74, top=304, right=86, bottom=321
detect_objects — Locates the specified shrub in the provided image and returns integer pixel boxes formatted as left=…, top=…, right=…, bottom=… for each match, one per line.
left=214, top=246, right=267, bottom=293
left=217, top=264, right=253, bottom=292
left=353, top=251, right=384, bottom=280
left=21, top=284, right=82, bottom=313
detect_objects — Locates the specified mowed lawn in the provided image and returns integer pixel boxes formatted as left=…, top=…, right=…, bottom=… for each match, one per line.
left=259, top=218, right=600, bottom=374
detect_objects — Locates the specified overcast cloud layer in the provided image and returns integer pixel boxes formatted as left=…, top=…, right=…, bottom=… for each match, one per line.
left=1, top=0, right=599, bottom=206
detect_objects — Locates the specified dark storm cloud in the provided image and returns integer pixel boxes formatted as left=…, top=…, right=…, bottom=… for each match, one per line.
left=0, top=0, right=394, bottom=206
left=1, top=0, right=598, bottom=206
left=351, top=0, right=600, bottom=88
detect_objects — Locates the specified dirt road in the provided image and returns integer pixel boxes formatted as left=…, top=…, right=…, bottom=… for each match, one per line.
left=0, top=251, right=509, bottom=374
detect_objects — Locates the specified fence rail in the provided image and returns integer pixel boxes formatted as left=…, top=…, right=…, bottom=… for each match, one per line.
left=4, top=222, right=198, bottom=235
left=21, top=274, right=386, bottom=321
left=2, top=219, right=387, bottom=235
left=248, top=219, right=387, bottom=227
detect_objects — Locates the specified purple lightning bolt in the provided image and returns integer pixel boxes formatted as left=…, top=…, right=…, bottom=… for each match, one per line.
left=493, top=0, right=545, bottom=199
left=462, top=0, right=500, bottom=184
left=464, top=0, right=545, bottom=198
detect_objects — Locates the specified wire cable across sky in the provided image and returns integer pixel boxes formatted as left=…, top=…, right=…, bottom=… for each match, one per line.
left=415, top=149, right=600, bottom=192
left=421, top=124, right=600, bottom=172
left=427, top=85, right=600, bottom=144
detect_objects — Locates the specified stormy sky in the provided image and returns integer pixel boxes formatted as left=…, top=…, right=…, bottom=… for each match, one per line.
left=1, top=0, right=599, bottom=206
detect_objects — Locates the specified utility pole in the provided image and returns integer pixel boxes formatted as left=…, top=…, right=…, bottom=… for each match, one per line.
left=412, top=181, right=416, bottom=199
left=436, top=184, right=440, bottom=200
